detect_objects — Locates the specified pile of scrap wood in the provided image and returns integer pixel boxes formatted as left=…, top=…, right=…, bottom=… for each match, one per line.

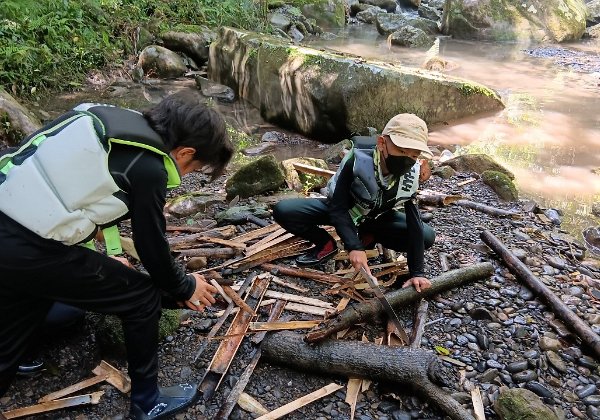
left=155, top=219, right=495, bottom=420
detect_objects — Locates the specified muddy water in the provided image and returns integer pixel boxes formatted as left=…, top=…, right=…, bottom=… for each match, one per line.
left=309, top=25, right=600, bottom=239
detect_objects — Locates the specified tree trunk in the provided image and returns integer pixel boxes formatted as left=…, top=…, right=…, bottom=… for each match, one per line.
left=261, top=332, right=475, bottom=420
left=306, top=263, right=493, bottom=342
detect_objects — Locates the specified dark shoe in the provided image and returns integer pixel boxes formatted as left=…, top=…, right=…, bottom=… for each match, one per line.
left=130, top=383, right=197, bottom=420
left=16, top=359, right=44, bottom=376
left=296, top=240, right=338, bottom=267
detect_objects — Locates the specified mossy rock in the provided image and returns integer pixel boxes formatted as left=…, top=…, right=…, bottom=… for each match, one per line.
left=225, top=154, right=286, bottom=199
left=165, top=192, right=226, bottom=218
left=494, top=388, right=558, bottom=420
left=301, top=0, right=347, bottom=28
left=432, top=165, right=456, bottom=179
left=215, top=204, right=271, bottom=225
left=96, top=309, right=181, bottom=358
left=441, top=154, right=514, bottom=179
left=481, top=170, right=518, bottom=201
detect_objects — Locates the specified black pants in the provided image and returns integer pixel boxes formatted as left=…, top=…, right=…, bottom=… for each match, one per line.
left=273, top=198, right=435, bottom=251
left=0, top=212, right=161, bottom=404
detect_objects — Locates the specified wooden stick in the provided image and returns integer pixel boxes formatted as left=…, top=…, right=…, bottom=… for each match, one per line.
left=481, top=230, right=600, bottom=359
left=169, top=226, right=236, bottom=249
left=409, top=299, right=429, bottom=348
left=221, top=285, right=257, bottom=316
left=249, top=320, right=321, bottom=331
left=439, top=253, right=450, bottom=272
left=178, top=248, right=239, bottom=258
left=292, top=162, right=336, bottom=179
left=256, top=383, right=344, bottom=420
left=261, top=263, right=345, bottom=284
left=335, top=249, right=379, bottom=260
left=345, top=378, right=362, bottom=420
left=38, top=375, right=105, bottom=403
left=456, top=200, right=519, bottom=218
left=246, top=228, right=287, bottom=253
left=270, top=276, right=309, bottom=293
left=166, top=224, right=215, bottom=233
left=197, top=236, right=246, bottom=249
left=284, top=302, right=329, bottom=316
left=263, top=290, right=334, bottom=309
left=457, top=178, right=477, bottom=187
left=235, top=223, right=281, bottom=244
left=3, top=392, right=103, bottom=419
left=417, top=193, right=463, bottom=207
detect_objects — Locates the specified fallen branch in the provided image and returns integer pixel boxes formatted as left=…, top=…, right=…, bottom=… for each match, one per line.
left=306, top=263, right=493, bottom=342
left=417, top=193, right=463, bottom=207
left=409, top=299, right=429, bottom=348
left=261, top=332, right=475, bottom=420
left=455, top=200, right=519, bottom=218
left=292, top=162, right=336, bottom=179
left=481, top=230, right=600, bottom=359
left=250, top=320, right=321, bottom=332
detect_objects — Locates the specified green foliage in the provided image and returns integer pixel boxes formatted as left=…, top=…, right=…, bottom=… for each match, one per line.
left=0, top=0, right=267, bottom=97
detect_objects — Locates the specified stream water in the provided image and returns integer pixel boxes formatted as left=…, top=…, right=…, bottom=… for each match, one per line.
left=308, top=25, right=600, bottom=241
left=37, top=25, right=600, bottom=243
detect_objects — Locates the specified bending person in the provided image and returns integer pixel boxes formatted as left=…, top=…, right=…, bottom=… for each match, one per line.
left=274, top=114, right=435, bottom=292
left=0, top=91, right=234, bottom=419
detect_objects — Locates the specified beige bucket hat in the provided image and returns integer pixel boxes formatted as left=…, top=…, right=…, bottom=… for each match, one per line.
left=382, top=114, right=433, bottom=158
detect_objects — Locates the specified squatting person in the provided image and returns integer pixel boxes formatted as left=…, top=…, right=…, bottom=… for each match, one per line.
left=273, top=113, right=435, bottom=292
left=0, top=91, right=234, bottom=419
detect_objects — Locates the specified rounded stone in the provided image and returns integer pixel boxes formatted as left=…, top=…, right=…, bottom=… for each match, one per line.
left=512, top=370, right=538, bottom=383
left=507, top=360, right=529, bottom=373
left=525, top=381, right=554, bottom=399
left=577, top=384, right=598, bottom=399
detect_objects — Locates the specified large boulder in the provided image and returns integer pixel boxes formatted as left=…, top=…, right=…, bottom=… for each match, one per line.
left=440, top=154, right=514, bottom=179
left=360, top=0, right=398, bottom=13
left=388, top=26, right=435, bottom=48
left=137, top=45, right=187, bottom=78
left=481, top=170, right=518, bottom=201
left=209, top=27, right=504, bottom=142
left=165, top=192, right=226, bottom=218
left=494, top=388, right=559, bottom=420
left=160, top=29, right=215, bottom=65
left=301, top=0, right=346, bottom=28
left=356, top=6, right=388, bottom=24
left=225, top=155, right=286, bottom=199
left=586, top=22, right=600, bottom=37
left=442, top=0, right=588, bottom=43
left=588, top=0, right=600, bottom=24
left=0, top=89, right=42, bottom=146
left=376, top=13, right=439, bottom=35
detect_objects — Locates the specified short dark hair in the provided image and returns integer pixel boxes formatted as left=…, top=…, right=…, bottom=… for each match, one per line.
left=144, top=91, right=234, bottom=181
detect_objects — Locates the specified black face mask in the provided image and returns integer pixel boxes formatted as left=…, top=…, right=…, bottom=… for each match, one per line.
left=385, top=155, right=416, bottom=177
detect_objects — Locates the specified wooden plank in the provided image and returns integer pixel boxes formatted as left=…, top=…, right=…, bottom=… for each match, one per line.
left=256, top=383, right=344, bottom=420
left=263, top=290, right=334, bottom=309
left=345, top=378, right=362, bottom=420
left=234, top=223, right=281, bottom=244
left=3, top=392, right=103, bottom=419
left=246, top=228, right=287, bottom=253
left=38, top=375, right=105, bottom=403
left=336, top=297, right=351, bottom=312
left=471, top=387, right=486, bottom=420
left=335, top=249, right=379, bottom=260
left=270, top=276, right=309, bottom=293
left=292, top=162, right=336, bottom=179
left=246, top=232, right=295, bottom=256
left=197, top=236, right=246, bottom=249
left=284, top=302, right=329, bottom=316
left=249, top=320, right=321, bottom=332
left=198, top=275, right=269, bottom=400
left=261, top=263, right=345, bottom=285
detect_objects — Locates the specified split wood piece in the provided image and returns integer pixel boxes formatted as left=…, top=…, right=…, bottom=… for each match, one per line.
left=197, top=275, right=270, bottom=400
left=471, top=387, right=486, bottom=420
left=261, top=332, right=475, bottom=420
left=237, top=392, right=268, bottom=416
left=168, top=226, right=236, bottom=250
left=249, top=320, right=321, bottom=332
left=234, top=223, right=281, bottom=244
left=292, top=162, right=336, bottom=179
left=305, top=263, right=493, bottom=343
left=216, top=300, right=286, bottom=419
left=417, top=193, right=463, bottom=207
left=243, top=232, right=298, bottom=259
left=39, top=360, right=130, bottom=403
left=270, top=276, right=309, bottom=293
left=193, top=272, right=257, bottom=362
left=455, top=200, right=519, bottom=218
left=120, top=236, right=140, bottom=261
left=197, top=236, right=246, bottom=249
left=335, top=249, right=379, bottom=260
left=256, top=382, right=344, bottom=420
left=230, top=286, right=334, bottom=310
left=3, top=392, right=104, bottom=419
left=178, top=247, right=240, bottom=259
left=457, top=178, right=477, bottom=187
left=215, top=300, right=329, bottom=318
left=334, top=262, right=401, bottom=276
left=336, top=297, right=351, bottom=312
left=261, top=263, right=346, bottom=284
left=482, top=230, right=600, bottom=359
left=217, top=283, right=256, bottom=316
left=409, top=299, right=429, bottom=349
left=246, top=228, right=288, bottom=253
left=227, top=239, right=311, bottom=273
left=439, top=253, right=450, bottom=272
left=345, top=378, right=362, bottom=420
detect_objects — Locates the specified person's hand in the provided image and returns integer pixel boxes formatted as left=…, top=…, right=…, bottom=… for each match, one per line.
left=402, top=276, right=432, bottom=293
left=185, top=273, right=218, bottom=311
left=349, top=250, right=370, bottom=273
left=110, top=255, right=133, bottom=268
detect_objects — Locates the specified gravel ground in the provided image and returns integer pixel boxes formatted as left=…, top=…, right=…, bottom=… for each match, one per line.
left=2, top=154, right=600, bottom=420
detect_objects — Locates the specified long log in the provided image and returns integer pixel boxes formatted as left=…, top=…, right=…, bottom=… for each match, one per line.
left=481, top=230, right=600, bottom=359
left=455, top=200, right=519, bottom=218
left=305, top=263, right=493, bottom=342
left=261, top=332, right=475, bottom=420
left=417, top=193, right=463, bottom=207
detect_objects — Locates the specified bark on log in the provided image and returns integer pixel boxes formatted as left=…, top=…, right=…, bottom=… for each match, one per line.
left=261, top=332, right=475, bottom=420
left=481, top=230, right=600, bottom=359
left=455, top=200, right=519, bottom=218
left=417, top=193, right=463, bottom=207
left=306, top=263, right=493, bottom=342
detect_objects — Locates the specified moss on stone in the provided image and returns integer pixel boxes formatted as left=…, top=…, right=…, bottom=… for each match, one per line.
left=225, top=154, right=286, bottom=199
left=494, top=388, right=558, bottom=420
left=481, top=170, right=518, bottom=201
